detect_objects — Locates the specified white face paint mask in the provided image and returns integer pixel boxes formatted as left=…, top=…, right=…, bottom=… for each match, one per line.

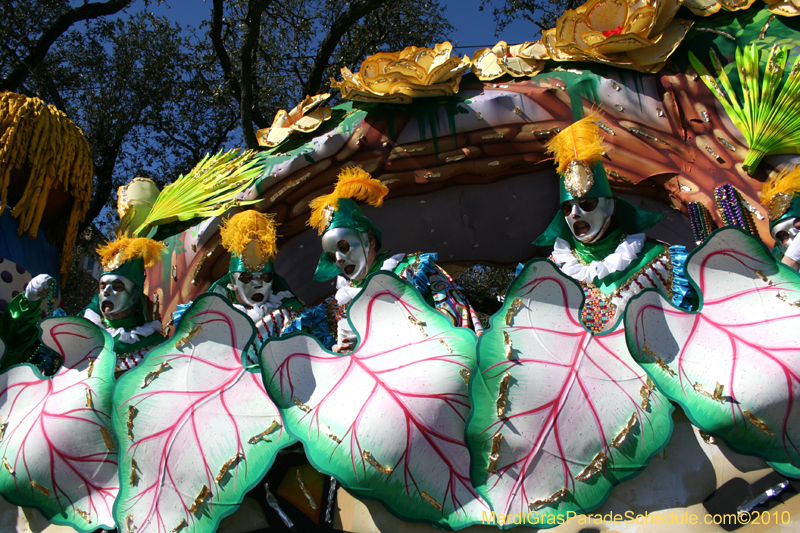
left=229, top=271, right=274, bottom=307
left=771, top=217, right=800, bottom=253
left=321, top=227, right=371, bottom=280
left=562, top=197, right=616, bottom=243
left=98, top=274, right=137, bottom=318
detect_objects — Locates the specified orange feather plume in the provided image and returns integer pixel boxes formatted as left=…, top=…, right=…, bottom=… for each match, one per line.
left=308, top=166, right=389, bottom=234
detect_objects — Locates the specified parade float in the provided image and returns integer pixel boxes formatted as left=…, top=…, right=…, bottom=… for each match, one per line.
left=1, top=0, right=800, bottom=531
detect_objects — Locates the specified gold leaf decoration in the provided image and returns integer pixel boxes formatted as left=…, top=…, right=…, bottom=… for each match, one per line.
left=256, top=94, right=332, bottom=148
left=331, top=42, right=471, bottom=104
left=471, top=41, right=547, bottom=81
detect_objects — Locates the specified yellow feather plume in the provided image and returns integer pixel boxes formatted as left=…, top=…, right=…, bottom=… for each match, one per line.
left=760, top=165, right=800, bottom=207
left=219, top=210, right=279, bottom=262
left=545, top=115, right=604, bottom=175
left=96, top=237, right=166, bottom=271
left=308, top=167, right=389, bottom=234
left=96, top=239, right=129, bottom=271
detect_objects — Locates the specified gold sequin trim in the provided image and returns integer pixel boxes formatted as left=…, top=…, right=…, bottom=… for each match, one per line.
left=496, top=373, right=512, bottom=418
left=30, top=480, right=51, bottom=496
left=249, top=420, right=281, bottom=444
left=321, top=425, right=342, bottom=444
left=127, top=405, right=138, bottom=441
left=216, top=453, right=243, bottom=484
left=421, top=490, right=443, bottom=511
left=142, top=362, right=172, bottom=388
left=363, top=450, right=393, bottom=475
left=503, top=331, right=513, bottom=360
left=189, top=485, right=210, bottom=514
left=529, top=488, right=567, bottom=511
left=575, top=451, right=606, bottom=481
left=175, top=326, right=202, bottom=350
left=74, top=507, right=90, bottom=523
left=505, top=298, right=523, bottom=326
left=293, top=397, right=311, bottom=412
left=130, top=458, right=138, bottom=486
left=407, top=315, right=427, bottom=337
left=610, top=413, right=638, bottom=448
left=642, top=346, right=676, bottom=376
left=487, top=433, right=503, bottom=474
left=3, top=457, right=14, bottom=475
left=693, top=382, right=725, bottom=402
left=100, top=427, right=115, bottom=451
left=744, top=410, right=775, bottom=437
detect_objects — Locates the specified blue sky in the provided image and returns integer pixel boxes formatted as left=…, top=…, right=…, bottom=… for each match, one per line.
left=140, top=0, right=540, bottom=58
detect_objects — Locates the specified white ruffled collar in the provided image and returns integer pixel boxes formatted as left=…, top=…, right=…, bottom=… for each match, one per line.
left=232, top=290, right=295, bottom=323
left=84, top=308, right=162, bottom=345
left=334, top=253, right=407, bottom=306
left=551, top=233, right=645, bottom=283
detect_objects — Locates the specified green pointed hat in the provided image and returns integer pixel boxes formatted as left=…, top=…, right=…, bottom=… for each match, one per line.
left=97, top=236, right=167, bottom=288
left=761, top=166, right=800, bottom=229
left=308, top=167, right=388, bottom=281
left=535, top=116, right=662, bottom=245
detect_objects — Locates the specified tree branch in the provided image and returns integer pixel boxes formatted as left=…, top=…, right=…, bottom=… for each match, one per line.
left=0, top=0, right=131, bottom=92
left=211, top=0, right=267, bottom=138
left=240, top=0, right=271, bottom=148
left=302, top=0, right=390, bottom=97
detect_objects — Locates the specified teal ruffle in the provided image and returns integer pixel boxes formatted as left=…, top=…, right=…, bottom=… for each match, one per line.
left=286, top=304, right=335, bottom=350
left=403, top=253, right=439, bottom=296
left=669, top=245, right=696, bottom=311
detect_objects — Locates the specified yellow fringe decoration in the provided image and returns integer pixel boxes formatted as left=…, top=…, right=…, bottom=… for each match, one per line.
left=544, top=115, right=604, bottom=175
left=0, top=92, right=93, bottom=279
left=219, top=210, right=279, bottom=263
left=760, top=165, right=800, bottom=207
left=97, top=237, right=166, bottom=271
left=308, top=167, right=388, bottom=234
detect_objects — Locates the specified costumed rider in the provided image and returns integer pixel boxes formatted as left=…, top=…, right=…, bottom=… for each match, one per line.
left=0, top=273, right=63, bottom=373
left=85, top=237, right=168, bottom=372
left=173, top=210, right=303, bottom=365
left=760, top=165, right=800, bottom=271
left=532, top=116, right=694, bottom=333
left=298, top=166, right=483, bottom=353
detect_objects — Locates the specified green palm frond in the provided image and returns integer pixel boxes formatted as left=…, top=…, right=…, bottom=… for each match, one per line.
left=133, top=149, right=262, bottom=238
left=689, top=44, right=800, bottom=175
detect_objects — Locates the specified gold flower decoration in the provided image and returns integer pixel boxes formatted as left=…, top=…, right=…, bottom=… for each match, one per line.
left=762, top=0, right=800, bottom=16
left=543, top=0, right=694, bottom=73
left=256, top=94, right=332, bottom=148
left=681, top=0, right=756, bottom=16
left=330, top=42, right=471, bottom=104
left=471, top=41, right=549, bottom=81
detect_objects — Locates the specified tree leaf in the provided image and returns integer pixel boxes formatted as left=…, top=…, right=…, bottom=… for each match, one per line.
left=0, top=317, right=118, bottom=531
left=260, top=272, right=489, bottom=529
left=112, top=293, right=294, bottom=533
left=625, top=227, right=800, bottom=477
left=469, top=260, right=673, bottom=527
